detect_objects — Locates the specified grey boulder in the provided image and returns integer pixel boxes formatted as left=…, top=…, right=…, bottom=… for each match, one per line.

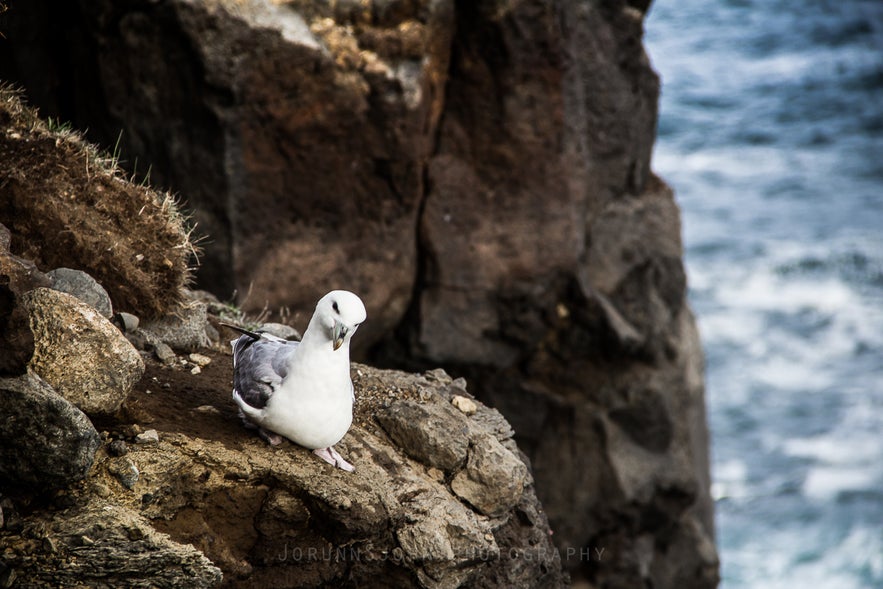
left=0, top=372, right=101, bottom=490
left=46, top=267, right=113, bottom=318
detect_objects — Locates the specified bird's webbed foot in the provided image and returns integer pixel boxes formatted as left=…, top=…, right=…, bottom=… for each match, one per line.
left=258, top=428, right=284, bottom=446
left=313, top=446, right=355, bottom=472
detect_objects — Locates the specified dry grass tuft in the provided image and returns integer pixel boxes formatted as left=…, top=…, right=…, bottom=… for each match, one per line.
left=0, top=84, right=199, bottom=318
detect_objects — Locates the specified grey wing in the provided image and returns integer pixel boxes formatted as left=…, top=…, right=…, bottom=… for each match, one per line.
left=231, top=333, right=299, bottom=409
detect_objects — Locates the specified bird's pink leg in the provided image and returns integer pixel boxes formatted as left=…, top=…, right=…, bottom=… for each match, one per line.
left=258, top=428, right=283, bottom=446
left=313, top=447, right=355, bottom=472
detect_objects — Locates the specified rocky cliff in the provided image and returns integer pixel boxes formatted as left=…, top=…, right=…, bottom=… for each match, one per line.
left=0, top=90, right=561, bottom=588
left=0, top=0, right=719, bottom=587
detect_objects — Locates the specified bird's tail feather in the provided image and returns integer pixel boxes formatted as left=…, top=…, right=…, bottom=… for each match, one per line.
left=219, top=322, right=263, bottom=340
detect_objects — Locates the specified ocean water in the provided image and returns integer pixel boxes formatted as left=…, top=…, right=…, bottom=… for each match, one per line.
left=645, top=1, right=883, bottom=587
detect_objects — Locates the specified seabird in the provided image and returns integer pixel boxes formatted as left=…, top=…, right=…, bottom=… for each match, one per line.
left=226, top=290, right=366, bottom=471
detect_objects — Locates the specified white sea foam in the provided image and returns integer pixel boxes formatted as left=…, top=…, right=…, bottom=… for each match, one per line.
left=693, top=247, right=883, bottom=373
left=711, top=459, right=749, bottom=500
left=763, top=527, right=883, bottom=589
left=755, top=356, right=832, bottom=391
left=720, top=520, right=883, bottom=589
left=802, top=466, right=877, bottom=501
left=785, top=400, right=883, bottom=500
left=784, top=428, right=880, bottom=465
left=720, top=271, right=853, bottom=315
left=655, top=147, right=792, bottom=187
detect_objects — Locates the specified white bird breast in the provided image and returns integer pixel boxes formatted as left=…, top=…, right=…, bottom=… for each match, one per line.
left=261, top=375, right=354, bottom=449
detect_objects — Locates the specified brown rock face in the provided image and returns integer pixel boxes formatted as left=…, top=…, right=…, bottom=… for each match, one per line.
left=449, top=434, right=528, bottom=518
left=416, top=1, right=659, bottom=366
left=0, top=0, right=454, bottom=346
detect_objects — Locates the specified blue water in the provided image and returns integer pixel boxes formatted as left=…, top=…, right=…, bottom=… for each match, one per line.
left=645, top=1, right=883, bottom=587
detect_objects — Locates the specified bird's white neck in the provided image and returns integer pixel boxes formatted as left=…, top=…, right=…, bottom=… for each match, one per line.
left=290, top=318, right=350, bottom=372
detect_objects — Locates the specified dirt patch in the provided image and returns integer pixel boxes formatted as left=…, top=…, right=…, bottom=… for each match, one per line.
left=109, top=346, right=427, bottom=449
left=0, top=87, right=193, bottom=318
left=113, top=348, right=237, bottom=438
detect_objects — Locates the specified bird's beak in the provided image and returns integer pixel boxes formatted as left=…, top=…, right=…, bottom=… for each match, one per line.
left=332, top=320, right=348, bottom=351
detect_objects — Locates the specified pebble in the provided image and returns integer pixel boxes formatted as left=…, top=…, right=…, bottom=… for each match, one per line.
left=451, top=395, right=478, bottom=415
left=108, top=458, right=140, bottom=490
left=193, top=405, right=220, bottom=415
left=134, top=429, right=159, bottom=444
left=107, top=439, right=128, bottom=456
left=120, top=424, right=142, bottom=438
left=188, top=353, right=212, bottom=367
left=125, top=329, right=149, bottom=351
left=427, top=467, right=445, bottom=482
left=93, top=482, right=111, bottom=498
left=423, top=368, right=451, bottom=383
left=113, top=312, right=140, bottom=333
left=190, top=365, right=202, bottom=375
left=153, top=341, right=176, bottom=364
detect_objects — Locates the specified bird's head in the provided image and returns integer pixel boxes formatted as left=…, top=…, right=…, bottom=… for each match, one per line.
left=315, top=290, right=367, bottom=351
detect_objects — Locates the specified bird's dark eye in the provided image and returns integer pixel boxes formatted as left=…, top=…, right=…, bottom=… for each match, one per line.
left=332, top=301, right=339, bottom=313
